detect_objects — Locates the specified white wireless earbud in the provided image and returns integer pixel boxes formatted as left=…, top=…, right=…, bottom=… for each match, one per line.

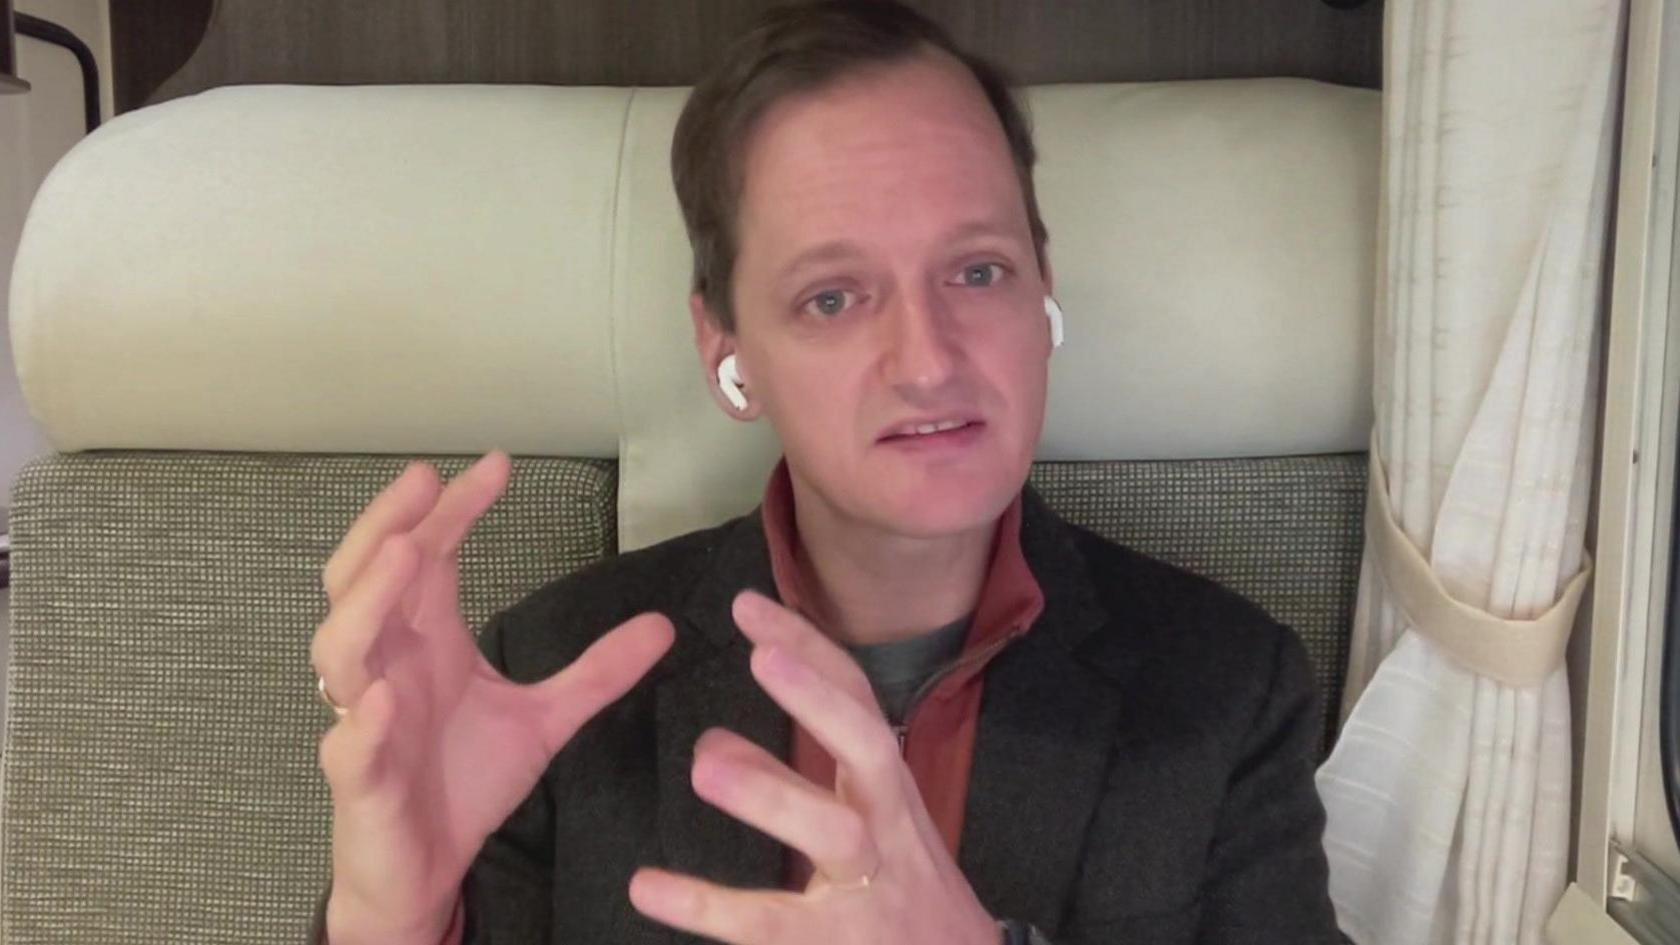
left=716, top=354, right=749, bottom=411
left=1044, top=295, right=1065, bottom=349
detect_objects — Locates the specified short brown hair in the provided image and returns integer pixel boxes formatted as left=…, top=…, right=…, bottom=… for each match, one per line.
left=670, top=0, right=1049, bottom=332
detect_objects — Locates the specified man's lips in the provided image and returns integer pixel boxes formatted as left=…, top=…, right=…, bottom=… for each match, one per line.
left=876, top=417, right=986, bottom=442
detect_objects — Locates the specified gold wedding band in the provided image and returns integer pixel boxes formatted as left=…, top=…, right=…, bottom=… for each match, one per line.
left=317, top=676, right=348, bottom=717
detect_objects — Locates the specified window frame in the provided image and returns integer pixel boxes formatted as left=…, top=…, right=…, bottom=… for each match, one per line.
left=1566, top=1, right=1680, bottom=942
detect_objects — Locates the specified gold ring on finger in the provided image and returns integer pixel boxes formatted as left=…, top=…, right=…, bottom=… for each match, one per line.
left=317, top=676, right=349, bottom=717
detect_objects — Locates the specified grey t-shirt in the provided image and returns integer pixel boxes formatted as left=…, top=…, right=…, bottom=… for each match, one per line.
left=845, top=616, right=971, bottom=726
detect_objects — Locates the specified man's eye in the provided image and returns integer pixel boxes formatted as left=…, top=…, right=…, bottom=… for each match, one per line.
left=959, top=263, right=1004, bottom=287
left=803, top=289, right=854, bottom=318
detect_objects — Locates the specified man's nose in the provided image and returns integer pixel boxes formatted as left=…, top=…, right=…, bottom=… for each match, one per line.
left=880, top=291, right=962, bottom=392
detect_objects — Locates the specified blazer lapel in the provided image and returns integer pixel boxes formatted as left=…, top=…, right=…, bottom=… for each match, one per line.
left=958, top=636, right=1123, bottom=935
left=958, top=488, right=1129, bottom=935
left=654, top=647, right=789, bottom=890
left=652, top=512, right=790, bottom=916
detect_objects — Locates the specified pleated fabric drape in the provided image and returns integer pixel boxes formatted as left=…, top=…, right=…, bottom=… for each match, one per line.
left=1315, top=1, right=1624, bottom=942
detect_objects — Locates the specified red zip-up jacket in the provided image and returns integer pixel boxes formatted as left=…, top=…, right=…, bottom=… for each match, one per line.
left=759, top=461, right=1045, bottom=887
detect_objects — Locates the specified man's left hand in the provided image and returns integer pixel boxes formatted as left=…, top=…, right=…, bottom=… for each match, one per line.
left=627, top=590, right=1000, bottom=945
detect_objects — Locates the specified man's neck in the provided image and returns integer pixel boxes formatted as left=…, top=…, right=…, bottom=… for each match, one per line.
left=788, top=472, right=997, bottom=647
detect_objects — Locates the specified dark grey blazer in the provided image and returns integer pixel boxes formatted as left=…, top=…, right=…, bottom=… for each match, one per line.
left=325, top=488, right=1342, bottom=944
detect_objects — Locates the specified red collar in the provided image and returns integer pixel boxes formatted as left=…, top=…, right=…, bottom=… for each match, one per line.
left=758, top=460, right=1045, bottom=654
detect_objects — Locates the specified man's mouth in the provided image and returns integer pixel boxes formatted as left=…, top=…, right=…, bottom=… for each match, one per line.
left=878, top=418, right=984, bottom=441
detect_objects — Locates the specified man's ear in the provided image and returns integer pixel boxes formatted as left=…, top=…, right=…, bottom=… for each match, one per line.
left=690, top=292, right=763, bottom=421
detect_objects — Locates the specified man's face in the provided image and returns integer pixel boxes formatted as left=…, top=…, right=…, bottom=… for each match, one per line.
left=708, top=51, right=1052, bottom=539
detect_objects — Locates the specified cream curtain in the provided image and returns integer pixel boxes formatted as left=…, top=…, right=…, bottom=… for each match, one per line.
left=1314, top=1, right=1623, bottom=943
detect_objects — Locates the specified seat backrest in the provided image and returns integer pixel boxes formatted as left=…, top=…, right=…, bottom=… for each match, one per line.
left=3, top=80, right=1377, bottom=944
left=3, top=452, right=1363, bottom=944
left=5, top=454, right=616, bottom=944
left=9, top=80, right=1379, bottom=549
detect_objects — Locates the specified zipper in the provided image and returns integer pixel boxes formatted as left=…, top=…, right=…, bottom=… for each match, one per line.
left=891, top=630, right=1023, bottom=758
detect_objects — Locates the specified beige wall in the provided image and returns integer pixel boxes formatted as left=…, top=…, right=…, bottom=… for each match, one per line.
left=1, top=0, right=112, bottom=523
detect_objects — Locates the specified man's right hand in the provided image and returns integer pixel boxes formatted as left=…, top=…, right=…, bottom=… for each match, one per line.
left=312, top=451, right=675, bottom=945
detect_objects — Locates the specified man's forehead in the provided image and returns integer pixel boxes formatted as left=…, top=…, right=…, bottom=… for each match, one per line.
left=738, top=160, right=1027, bottom=280
left=743, top=53, right=1002, bottom=170
left=734, top=57, right=1021, bottom=246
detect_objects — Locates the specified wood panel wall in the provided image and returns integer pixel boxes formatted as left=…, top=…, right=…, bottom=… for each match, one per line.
left=109, top=0, right=211, bottom=113
left=115, top=0, right=1380, bottom=113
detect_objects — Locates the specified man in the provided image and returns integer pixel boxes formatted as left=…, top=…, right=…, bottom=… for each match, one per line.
left=310, top=3, right=1339, bottom=943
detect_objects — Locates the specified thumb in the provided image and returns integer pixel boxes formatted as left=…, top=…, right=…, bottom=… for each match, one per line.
left=526, top=613, right=676, bottom=752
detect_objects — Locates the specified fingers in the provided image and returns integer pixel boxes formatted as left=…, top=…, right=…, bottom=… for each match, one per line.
left=312, top=535, right=422, bottom=709
left=318, top=675, right=399, bottom=799
left=690, top=728, right=879, bottom=884
left=405, top=450, right=512, bottom=562
left=322, top=450, right=509, bottom=609
left=323, top=462, right=443, bottom=606
left=523, top=613, right=676, bottom=753
left=749, top=644, right=906, bottom=813
left=730, top=591, right=876, bottom=708
left=629, top=867, right=800, bottom=945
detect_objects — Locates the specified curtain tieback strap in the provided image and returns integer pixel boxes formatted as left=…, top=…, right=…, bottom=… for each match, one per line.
left=1366, top=449, right=1592, bottom=687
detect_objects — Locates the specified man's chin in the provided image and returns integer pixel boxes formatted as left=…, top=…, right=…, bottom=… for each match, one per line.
left=864, top=471, right=1023, bottom=540
left=787, top=447, right=1028, bottom=539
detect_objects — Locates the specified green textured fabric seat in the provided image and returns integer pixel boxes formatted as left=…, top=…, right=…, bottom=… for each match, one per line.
left=2, top=453, right=618, bottom=945
left=1, top=451, right=1362, bottom=944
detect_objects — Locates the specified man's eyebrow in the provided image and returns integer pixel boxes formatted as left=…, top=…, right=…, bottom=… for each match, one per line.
left=775, top=241, right=867, bottom=283
left=774, top=219, right=1029, bottom=284
left=940, top=218, right=1028, bottom=245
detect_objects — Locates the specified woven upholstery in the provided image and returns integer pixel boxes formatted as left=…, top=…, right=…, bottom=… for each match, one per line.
left=1030, top=454, right=1367, bottom=753
left=1, top=453, right=616, bottom=945
left=2, top=451, right=1361, bottom=944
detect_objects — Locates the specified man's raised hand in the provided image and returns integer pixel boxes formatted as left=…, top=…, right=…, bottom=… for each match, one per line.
left=627, top=591, right=998, bottom=945
left=312, top=452, right=674, bottom=945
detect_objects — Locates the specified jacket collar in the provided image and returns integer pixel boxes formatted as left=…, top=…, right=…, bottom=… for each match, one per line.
left=671, top=480, right=1106, bottom=656
left=759, top=459, right=1048, bottom=671
left=680, top=507, right=778, bottom=652
left=1015, top=484, right=1109, bottom=654
left=953, top=485, right=1121, bottom=933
